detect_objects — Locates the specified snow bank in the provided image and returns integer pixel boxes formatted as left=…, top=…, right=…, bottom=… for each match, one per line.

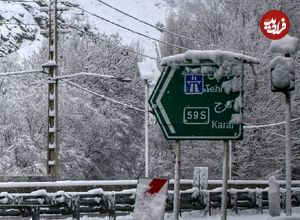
left=161, top=50, right=259, bottom=66
left=270, top=56, right=295, bottom=90
left=266, top=217, right=300, bottom=220
left=53, top=211, right=300, bottom=220
left=270, top=35, right=299, bottom=54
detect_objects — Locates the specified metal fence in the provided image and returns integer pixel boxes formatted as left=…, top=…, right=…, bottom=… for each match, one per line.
left=0, top=180, right=300, bottom=219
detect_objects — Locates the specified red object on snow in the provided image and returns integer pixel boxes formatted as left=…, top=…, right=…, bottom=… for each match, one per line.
left=146, top=179, right=168, bottom=195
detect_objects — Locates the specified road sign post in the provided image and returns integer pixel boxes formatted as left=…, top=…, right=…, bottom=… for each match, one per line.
left=149, top=50, right=259, bottom=220
left=173, top=141, right=181, bottom=220
left=221, top=140, right=230, bottom=220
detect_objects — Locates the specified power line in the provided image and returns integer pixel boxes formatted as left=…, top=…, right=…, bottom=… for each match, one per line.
left=67, top=81, right=144, bottom=112
left=70, top=4, right=191, bottom=51
left=95, top=0, right=197, bottom=43
left=0, top=0, right=39, bottom=2
left=67, top=24, right=159, bottom=61
left=266, top=130, right=299, bottom=140
left=51, top=72, right=131, bottom=82
left=0, top=22, right=39, bottom=26
left=244, top=117, right=300, bottom=129
left=0, top=69, right=44, bottom=76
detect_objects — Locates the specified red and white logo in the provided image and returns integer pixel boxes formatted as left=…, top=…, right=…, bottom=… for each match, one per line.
left=260, top=10, right=290, bottom=40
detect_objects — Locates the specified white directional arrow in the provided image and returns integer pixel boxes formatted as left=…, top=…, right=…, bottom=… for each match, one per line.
left=156, top=67, right=176, bottom=134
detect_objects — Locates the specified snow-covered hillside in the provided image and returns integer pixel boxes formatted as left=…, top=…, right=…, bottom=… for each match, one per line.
left=0, top=0, right=173, bottom=59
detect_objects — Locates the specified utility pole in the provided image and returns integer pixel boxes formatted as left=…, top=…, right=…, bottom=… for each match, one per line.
left=47, top=0, right=59, bottom=178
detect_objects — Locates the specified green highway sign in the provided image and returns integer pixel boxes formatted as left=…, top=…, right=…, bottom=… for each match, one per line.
left=149, top=62, right=243, bottom=140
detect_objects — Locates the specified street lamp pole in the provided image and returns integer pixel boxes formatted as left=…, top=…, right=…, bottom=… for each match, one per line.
left=137, top=59, right=158, bottom=177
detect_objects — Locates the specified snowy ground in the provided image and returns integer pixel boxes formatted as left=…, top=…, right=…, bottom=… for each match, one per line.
left=3, top=209, right=300, bottom=220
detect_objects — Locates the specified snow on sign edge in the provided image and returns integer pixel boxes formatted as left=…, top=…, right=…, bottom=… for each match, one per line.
left=160, top=50, right=260, bottom=66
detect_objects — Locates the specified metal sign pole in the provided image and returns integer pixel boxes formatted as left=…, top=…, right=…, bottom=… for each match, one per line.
left=285, top=92, right=292, bottom=216
left=173, top=140, right=181, bottom=220
left=229, top=141, right=232, bottom=180
left=221, top=140, right=229, bottom=220
left=144, top=80, right=149, bottom=177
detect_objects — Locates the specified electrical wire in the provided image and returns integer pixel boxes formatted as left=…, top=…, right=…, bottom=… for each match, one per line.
left=70, top=4, right=191, bottom=51
left=95, top=0, right=197, bottom=43
left=86, top=1, right=263, bottom=57
left=67, top=81, right=144, bottom=112
left=52, top=72, right=125, bottom=81
left=69, top=4, right=262, bottom=58
left=265, top=130, right=299, bottom=140
left=0, top=0, right=39, bottom=2
left=67, top=24, right=159, bottom=61
left=0, top=69, right=44, bottom=76
left=244, top=117, right=300, bottom=129
left=0, top=22, right=39, bottom=26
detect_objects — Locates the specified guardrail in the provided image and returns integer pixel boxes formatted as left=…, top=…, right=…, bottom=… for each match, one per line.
left=0, top=180, right=300, bottom=219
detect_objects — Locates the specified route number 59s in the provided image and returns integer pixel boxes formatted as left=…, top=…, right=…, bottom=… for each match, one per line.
left=183, top=107, right=210, bottom=124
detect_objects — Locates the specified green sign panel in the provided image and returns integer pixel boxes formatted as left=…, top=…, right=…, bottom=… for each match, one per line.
left=149, top=62, right=243, bottom=140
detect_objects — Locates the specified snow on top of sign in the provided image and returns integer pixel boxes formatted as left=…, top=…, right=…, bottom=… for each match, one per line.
left=270, top=35, right=299, bottom=54
left=270, top=56, right=295, bottom=90
left=214, top=60, right=243, bottom=80
left=221, top=77, right=243, bottom=94
left=161, top=50, right=259, bottom=66
left=138, top=58, right=160, bottom=80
